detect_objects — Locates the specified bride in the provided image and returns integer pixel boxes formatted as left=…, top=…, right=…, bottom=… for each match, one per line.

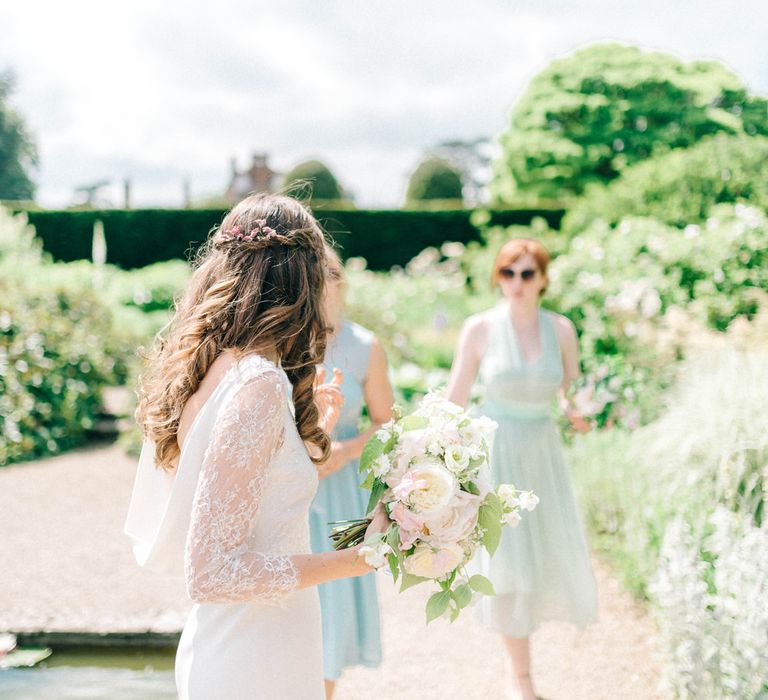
left=125, top=193, right=386, bottom=699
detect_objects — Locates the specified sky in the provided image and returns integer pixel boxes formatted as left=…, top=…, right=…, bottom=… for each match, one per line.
left=2, top=0, right=767, bottom=209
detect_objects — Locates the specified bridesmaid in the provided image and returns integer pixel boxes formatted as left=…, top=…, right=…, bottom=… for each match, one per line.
left=446, top=238, right=597, bottom=700
left=310, top=247, right=395, bottom=700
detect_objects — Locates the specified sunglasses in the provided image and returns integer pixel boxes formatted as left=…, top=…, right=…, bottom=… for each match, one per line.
left=499, top=267, right=538, bottom=281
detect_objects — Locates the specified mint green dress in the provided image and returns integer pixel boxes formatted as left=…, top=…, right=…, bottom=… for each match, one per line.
left=475, top=304, right=597, bottom=637
left=309, top=321, right=382, bottom=680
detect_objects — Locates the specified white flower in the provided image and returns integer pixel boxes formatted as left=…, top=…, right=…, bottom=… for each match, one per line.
left=422, top=490, right=481, bottom=548
left=371, top=454, right=391, bottom=478
left=444, top=444, right=471, bottom=475
left=397, top=461, right=458, bottom=516
left=518, top=491, right=539, bottom=512
left=359, top=540, right=392, bottom=570
left=403, top=542, right=465, bottom=579
left=375, top=418, right=401, bottom=443
left=502, top=511, right=522, bottom=527
left=472, top=415, right=498, bottom=445
left=497, top=484, right=520, bottom=509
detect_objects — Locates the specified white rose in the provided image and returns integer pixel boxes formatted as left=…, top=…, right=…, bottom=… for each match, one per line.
left=406, top=462, right=458, bottom=516
left=518, top=491, right=539, bottom=512
left=371, top=454, right=391, bottom=478
left=403, top=542, right=465, bottom=579
left=422, top=490, right=481, bottom=547
left=359, top=540, right=393, bottom=570
left=444, top=444, right=471, bottom=475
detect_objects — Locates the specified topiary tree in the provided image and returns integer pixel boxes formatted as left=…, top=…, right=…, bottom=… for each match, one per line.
left=282, top=159, right=343, bottom=201
left=0, top=71, right=38, bottom=201
left=490, top=43, right=768, bottom=205
left=563, top=133, right=768, bottom=233
left=405, top=156, right=464, bottom=207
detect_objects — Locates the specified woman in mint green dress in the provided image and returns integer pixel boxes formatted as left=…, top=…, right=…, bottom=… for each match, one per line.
left=309, top=249, right=394, bottom=699
left=447, top=238, right=597, bottom=700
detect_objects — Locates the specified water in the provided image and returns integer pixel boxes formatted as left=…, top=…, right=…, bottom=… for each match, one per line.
left=0, top=648, right=176, bottom=700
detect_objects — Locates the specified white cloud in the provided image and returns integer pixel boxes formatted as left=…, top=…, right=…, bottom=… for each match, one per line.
left=1, top=0, right=766, bottom=208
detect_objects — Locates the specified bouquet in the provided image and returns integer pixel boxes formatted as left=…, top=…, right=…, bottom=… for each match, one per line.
left=330, top=393, right=538, bottom=623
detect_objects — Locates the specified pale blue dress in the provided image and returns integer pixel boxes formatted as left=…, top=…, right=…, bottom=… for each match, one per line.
left=309, top=321, right=382, bottom=680
left=475, top=304, right=597, bottom=637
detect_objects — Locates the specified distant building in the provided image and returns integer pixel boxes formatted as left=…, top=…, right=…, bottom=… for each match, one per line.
left=225, top=153, right=280, bottom=204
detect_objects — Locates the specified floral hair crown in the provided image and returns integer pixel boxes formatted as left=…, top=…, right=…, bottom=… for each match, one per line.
left=223, top=219, right=279, bottom=243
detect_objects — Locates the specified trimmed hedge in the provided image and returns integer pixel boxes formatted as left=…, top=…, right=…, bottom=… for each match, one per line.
left=25, top=208, right=564, bottom=270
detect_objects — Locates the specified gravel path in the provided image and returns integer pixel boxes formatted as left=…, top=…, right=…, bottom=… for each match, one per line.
left=0, top=443, right=666, bottom=699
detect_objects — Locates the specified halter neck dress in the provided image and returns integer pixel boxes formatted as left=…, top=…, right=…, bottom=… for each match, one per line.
left=474, top=304, right=597, bottom=636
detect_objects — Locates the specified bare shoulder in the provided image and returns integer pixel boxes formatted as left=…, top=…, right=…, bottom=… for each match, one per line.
left=544, top=311, right=578, bottom=349
left=457, top=309, right=495, bottom=359
left=462, top=309, right=494, bottom=338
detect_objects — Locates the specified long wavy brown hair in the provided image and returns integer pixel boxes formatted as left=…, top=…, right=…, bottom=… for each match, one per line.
left=136, top=193, right=331, bottom=471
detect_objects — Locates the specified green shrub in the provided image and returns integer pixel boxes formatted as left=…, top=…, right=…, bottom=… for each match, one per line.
left=564, top=134, right=768, bottom=233
left=405, top=156, right=464, bottom=206
left=24, top=207, right=564, bottom=271
left=0, top=278, right=124, bottom=464
left=282, top=160, right=345, bottom=202
left=0, top=207, right=137, bottom=464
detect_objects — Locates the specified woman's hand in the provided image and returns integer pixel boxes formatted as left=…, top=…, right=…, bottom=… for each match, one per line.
left=314, top=367, right=344, bottom=434
left=364, top=502, right=390, bottom=539
left=567, top=411, right=592, bottom=433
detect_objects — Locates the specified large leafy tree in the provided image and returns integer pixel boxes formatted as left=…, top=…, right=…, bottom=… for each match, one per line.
left=282, top=159, right=344, bottom=201
left=0, top=72, right=37, bottom=201
left=405, top=156, right=464, bottom=207
left=491, top=43, right=768, bottom=204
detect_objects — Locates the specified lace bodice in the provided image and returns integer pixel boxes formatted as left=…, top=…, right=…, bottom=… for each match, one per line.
left=183, top=356, right=319, bottom=604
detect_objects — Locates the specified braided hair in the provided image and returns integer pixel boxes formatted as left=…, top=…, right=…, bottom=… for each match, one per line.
left=136, top=193, right=331, bottom=470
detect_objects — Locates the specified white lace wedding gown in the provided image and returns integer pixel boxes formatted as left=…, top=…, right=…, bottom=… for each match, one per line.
left=125, top=354, right=324, bottom=699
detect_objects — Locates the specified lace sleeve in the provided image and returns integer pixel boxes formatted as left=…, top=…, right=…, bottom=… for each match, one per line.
left=184, top=368, right=299, bottom=604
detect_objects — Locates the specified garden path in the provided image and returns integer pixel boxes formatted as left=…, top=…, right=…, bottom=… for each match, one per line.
left=0, top=442, right=666, bottom=699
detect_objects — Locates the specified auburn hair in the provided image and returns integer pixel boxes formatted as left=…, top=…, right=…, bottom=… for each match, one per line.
left=136, top=193, right=331, bottom=470
left=491, top=238, right=551, bottom=294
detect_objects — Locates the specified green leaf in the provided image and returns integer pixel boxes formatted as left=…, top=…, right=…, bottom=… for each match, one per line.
left=365, top=478, right=387, bottom=515
left=359, top=436, right=385, bottom=474
left=359, top=469, right=375, bottom=490
left=385, top=524, right=400, bottom=551
left=451, top=583, right=473, bottom=609
left=400, top=414, right=429, bottom=431
left=469, top=574, right=496, bottom=596
left=464, top=481, right=480, bottom=495
left=449, top=605, right=461, bottom=623
left=478, top=503, right=503, bottom=556
left=400, top=572, right=429, bottom=592
left=483, top=491, right=504, bottom=516
left=387, top=553, right=399, bottom=582
left=426, top=589, right=452, bottom=623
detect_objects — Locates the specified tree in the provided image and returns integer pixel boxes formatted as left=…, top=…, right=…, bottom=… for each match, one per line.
left=0, top=72, right=37, bottom=201
left=490, top=43, right=768, bottom=205
left=405, top=156, right=464, bottom=207
left=563, top=133, right=768, bottom=233
left=282, top=160, right=344, bottom=201
left=430, top=138, right=495, bottom=205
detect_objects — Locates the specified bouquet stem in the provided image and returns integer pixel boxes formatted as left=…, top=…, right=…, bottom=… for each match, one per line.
left=329, top=518, right=371, bottom=550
